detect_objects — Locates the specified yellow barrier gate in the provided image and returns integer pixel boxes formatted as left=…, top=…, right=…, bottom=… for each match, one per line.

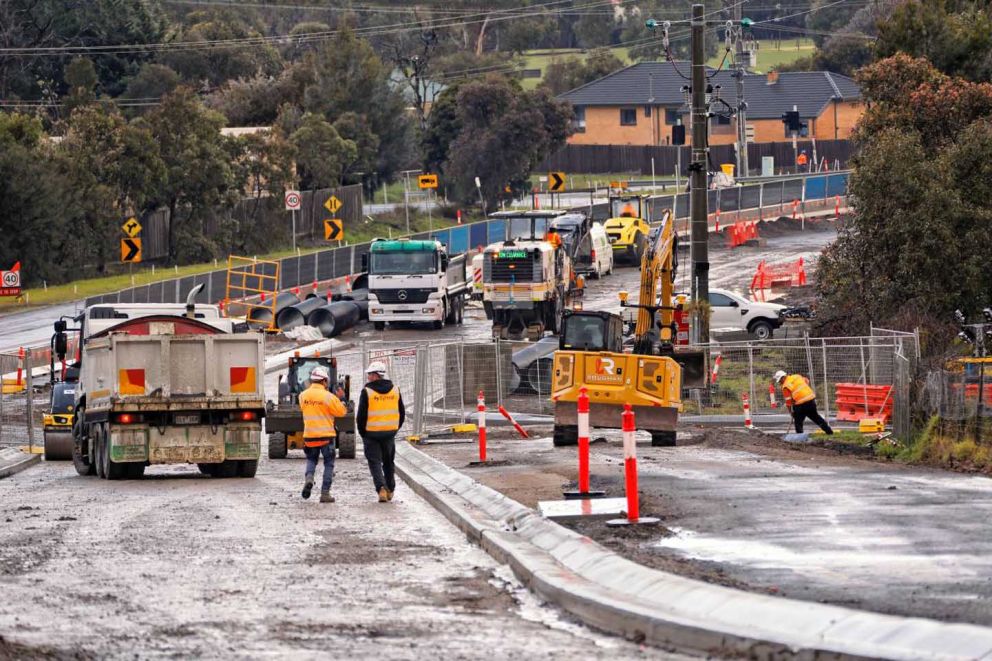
left=225, top=256, right=280, bottom=331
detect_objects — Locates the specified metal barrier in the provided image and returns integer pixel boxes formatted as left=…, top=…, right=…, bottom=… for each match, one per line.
left=0, top=350, right=40, bottom=450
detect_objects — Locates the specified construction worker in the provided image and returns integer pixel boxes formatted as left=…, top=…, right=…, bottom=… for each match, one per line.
left=774, top=370, right=833, bottom=435
left=357, top=361, right=405, bottom=503
left=299, top=366, right=347, bottom=503
left=620, top=202, right=636, bottom=217
left=796, top=150, right=809, bottom=171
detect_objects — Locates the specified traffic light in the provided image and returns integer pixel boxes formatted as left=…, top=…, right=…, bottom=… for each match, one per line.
left=782, top=110, right=801, bottom=133
left=672, top=124, right=686, bottom=146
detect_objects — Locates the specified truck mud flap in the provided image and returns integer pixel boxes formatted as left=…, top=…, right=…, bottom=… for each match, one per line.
left=111, top=427, right=150, bottom=463
left=224, top=427, right=261, bottom=461
left=674, top=350, right=707, bottom=388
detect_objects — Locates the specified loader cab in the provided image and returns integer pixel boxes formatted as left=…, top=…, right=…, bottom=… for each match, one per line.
left=609, top=195, right=645, bottom=220
left=559, top=310, right=624, bottom=353
left=278, top=355, right=341, bottom=404
left=490, top=210, right=569, bottom=243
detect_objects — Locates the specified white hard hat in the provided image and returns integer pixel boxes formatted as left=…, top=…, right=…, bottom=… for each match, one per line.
left=310, top=366, right=330, bottom=382
left=773, top=370, right=787, bottom=383
left=366, top=361, right=388, bottom=376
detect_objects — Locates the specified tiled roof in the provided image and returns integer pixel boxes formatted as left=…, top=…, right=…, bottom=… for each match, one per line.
left=559, top=63, right=861, bottom=119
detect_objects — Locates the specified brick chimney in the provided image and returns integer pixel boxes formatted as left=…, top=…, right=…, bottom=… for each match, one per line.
left=766, top=70, right=779, bottom=85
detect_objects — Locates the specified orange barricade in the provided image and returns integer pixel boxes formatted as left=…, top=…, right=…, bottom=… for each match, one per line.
left=834, top=383, right=894, bottom=422
left=727, top=221, right=760, bottom=248
left=749, top=258, right=807, bottom=300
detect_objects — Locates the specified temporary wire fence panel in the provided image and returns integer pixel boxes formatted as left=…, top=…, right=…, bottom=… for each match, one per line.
left=0, top=352, right=40, bottom=450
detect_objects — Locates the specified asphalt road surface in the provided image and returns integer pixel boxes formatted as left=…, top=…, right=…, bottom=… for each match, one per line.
left=0, top=454, right=655, bottom=659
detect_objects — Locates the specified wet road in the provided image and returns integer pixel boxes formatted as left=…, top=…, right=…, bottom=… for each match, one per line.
left=0, top=302, right=81, bottom=355
left=0, top=454, right=652, bottom=659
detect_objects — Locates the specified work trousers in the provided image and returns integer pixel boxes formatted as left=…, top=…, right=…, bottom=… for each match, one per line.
left=304, top=440, right=336, bottom=492
left=792, top=400, right=833, bottom=435
left=363, top=435, right=396, bottom=493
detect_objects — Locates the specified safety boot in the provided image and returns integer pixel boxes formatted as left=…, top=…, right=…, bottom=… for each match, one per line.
left=378, top=487, right=389, bottom=503
left=302, top=474, right=314, bottom=500
left=386, top=489, right=394, bottom=502
left=320, top=491, right=334, bottom=503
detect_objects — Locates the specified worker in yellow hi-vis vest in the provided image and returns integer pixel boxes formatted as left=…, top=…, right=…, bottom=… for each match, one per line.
left=299, top=366, right=347, bottom=503
left=357, top=361, right=406, bottom=503
left=774, top=370, right=833, bottom=435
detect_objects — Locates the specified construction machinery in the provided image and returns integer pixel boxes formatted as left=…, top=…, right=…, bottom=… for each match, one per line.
left=59, top=286, right=265, bottom=480
left=43, top=380, right=77, bottom=460
left=482, top=210, right=576, bottom=341
left=603, top=191, right=651, bottom=264
left=550, top=209, right=705, bottom=447
left=265, top=354, right=357, bottom=460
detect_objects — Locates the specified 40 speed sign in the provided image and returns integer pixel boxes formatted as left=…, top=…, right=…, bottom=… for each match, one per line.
left=1, top=261, right=21, bottom=297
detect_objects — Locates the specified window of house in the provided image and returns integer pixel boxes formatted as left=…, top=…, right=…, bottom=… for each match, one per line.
left=573, top=106, right=586, bottom=133
left=620, top=108, right=637, bottom=126
left=644, top=106, right=652, bottom=117
left=665, top=108, right=680, bottom=125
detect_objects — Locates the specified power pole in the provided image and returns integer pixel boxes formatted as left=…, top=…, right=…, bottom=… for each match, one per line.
left=733, top=8, right=750, bottom=178
left=690, top=3, right=710, bottom=343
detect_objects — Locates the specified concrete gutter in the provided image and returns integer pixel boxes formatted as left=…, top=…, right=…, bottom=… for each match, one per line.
left=0, top=447, right=41, bottom=479
left=396, top=441, right=992, bottom=660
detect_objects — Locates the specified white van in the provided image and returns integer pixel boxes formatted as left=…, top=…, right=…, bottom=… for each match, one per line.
left=589, top=222, right=614, bottom=278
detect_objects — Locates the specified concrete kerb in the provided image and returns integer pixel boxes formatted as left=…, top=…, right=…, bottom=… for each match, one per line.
left=395, top=440, right=992, bottom=660
left=0, top=447, right=41, bottom=479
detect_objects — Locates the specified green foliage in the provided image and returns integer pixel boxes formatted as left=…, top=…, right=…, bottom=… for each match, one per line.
left=775, top=38, right=874, bottom=76
left=816, top=56, right=992, bottom=336
left=540, top=48, right=626, bottom=95
left=120, top=64, right=181, bottom=105
left=289, top=113, right=358, bottom=190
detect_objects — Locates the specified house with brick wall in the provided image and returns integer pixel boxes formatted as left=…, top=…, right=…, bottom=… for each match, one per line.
left=559, top=62, right=862, bottom=147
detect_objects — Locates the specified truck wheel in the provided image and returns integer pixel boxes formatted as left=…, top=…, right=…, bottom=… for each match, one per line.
left=553, top=425, right=578, bottom=447
left=73, top=437, right=95, bottom=476
left=749, top=320, right=774, bottom=341
left=126, top=463, right=145, bottom=479
left=92, top=425, right=106, bottom=479
left=215, top=460, right=239, bottom=478
left=337, top=433, right=356, bottom=460
left=237, top=460, right=258, bottom=478
left=373, top=321, right=385, bottom=331
left=456, top=298, right=465, bottom=325
left=651, top=431, right=677, bottom=447
left=197, top=463, right=217, bottom=476
left=445, top=298, right=457, bottom=325
left=268, top=432, right=288, bottom=459
left=102, top=424, right=127, bottom=481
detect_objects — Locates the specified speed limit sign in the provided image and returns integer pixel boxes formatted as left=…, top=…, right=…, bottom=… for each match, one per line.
left=284, top=190, right=302, bottom=211
left=1, top=271, right=17, bottom=287
left=0, top=262, right=21, bottom=297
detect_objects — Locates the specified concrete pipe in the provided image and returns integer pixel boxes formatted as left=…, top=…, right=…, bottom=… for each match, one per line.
left=352, top=273, right=369, bottom=291
left=306, top=301, right=362, bottom=338
left=276, top=297, right=328, bottom=331
left=247, top=292, right=299, bottom=329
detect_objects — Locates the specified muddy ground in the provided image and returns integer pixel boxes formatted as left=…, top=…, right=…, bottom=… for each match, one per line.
left=0, top=452, right=660, bottom=660
left=420, top=426, right=992, bottom=627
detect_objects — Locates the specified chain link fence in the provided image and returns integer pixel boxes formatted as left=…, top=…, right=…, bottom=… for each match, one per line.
left=0, top=350, right=41, bottom=450
left=919, top=359, right=992, bottom=442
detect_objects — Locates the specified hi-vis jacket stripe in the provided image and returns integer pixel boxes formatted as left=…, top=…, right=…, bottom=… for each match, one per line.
left=299, top=383, right=347, bottom=445
left=365, top=386, right=400, bottom=432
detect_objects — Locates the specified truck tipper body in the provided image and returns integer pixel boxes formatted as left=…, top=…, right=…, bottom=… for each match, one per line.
left=367, top=239, right=469, bottom=330
left=61, top=293, right=265, bottom=480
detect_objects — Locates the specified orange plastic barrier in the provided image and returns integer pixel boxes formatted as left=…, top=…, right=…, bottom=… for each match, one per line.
left=834, top=383, right=894, bottom=422
left=727, top=221, right=760, bottom=248
left=749, top=258, right=807, bottom=300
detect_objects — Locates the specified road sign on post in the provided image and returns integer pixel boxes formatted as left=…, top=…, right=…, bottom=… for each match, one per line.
left=323, top=219, right=343, bottom=241
left=122, top=217, right=142, bottom=238
left=324, top=195, right=342, bottom=214
left=0, top=262, right=21, bottom=297
left=548, top=171, right=566, bottom=192
left=121, top=238, right=142, bottom=263
left=418, top=174, right=438, bottom=189
left=284, top=190, right=302, bottom=211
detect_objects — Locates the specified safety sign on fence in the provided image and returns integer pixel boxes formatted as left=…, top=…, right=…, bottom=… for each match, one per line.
left=0, top=261, right=21, bottom=297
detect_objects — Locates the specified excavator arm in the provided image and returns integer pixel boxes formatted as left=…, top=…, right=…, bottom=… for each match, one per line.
left=631, top=209, right=676, bottom=347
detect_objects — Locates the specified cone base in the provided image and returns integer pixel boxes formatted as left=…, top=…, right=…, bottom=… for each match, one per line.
left=606, top=516, right=661, bottom=527
left=562, top=489, right=607, bottom=500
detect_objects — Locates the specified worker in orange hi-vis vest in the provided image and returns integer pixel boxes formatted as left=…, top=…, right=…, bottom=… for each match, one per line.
left=357, top=361, right=406, bottom=503
left=796, top=150, right=809, bottom=171
left=774, top=370, right=833, bottom=435
left=299, top=366, right=347, bottom=503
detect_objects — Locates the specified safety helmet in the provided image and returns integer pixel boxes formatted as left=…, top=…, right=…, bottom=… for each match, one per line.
left=773, top=370, right=787, bottom=384
left=310, top=366, right=330, bottom=382
left=366, top=361, right=388, bottom=377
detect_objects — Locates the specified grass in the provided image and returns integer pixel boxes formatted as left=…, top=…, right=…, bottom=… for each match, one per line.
left=708, top=38, right=816, bottom=72
left=0, top=211, right=467, bottom=312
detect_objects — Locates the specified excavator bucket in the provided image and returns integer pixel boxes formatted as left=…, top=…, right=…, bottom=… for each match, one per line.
left=674, top=350, right=707, bottom=388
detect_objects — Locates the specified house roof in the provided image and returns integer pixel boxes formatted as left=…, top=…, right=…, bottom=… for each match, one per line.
left=559, top=63, right=861, bottom=120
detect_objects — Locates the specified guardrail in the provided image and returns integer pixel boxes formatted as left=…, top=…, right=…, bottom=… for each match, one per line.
left=85, top=172, right=849, bottom=309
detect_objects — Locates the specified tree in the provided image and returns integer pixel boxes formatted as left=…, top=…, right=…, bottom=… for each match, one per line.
left=541, top=48, right=625, bottom=95
left=141, top=87, right=238, bottom=263
left=289, top=113, right=357, bottom=190
left=429, top=75, right=573, bottom=210
left=302, top=29, right=415, bottom=180
left=120, top=64, right=181, bottom=104
left=332, top=112, right=380, bottom=183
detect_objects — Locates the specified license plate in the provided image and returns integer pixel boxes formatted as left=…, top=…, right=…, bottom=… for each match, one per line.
left=174, top=414, right=200, bottom=425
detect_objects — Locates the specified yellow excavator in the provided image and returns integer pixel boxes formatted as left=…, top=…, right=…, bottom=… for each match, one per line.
left=550, top=208, right=705, bottom=447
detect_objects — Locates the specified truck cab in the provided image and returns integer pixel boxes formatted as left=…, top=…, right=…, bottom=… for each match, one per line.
left=366, top=238, right=468, bottom=330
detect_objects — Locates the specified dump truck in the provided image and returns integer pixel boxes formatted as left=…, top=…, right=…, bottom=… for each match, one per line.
left=58, top=286, right=265, bottom=479
left=603, top=192, right=651, bottom=264
left=366, top=238, right=469, bottom=330
left=265, top=354, right=357, bottom=459
left=482, top=210, right=575, bottom=341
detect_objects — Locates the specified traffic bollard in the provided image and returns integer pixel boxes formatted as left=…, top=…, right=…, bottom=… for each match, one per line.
left=476, top=391, right=487, bottom=463
left=834, top=195, right=841, bottom=219
left=563, top=387, right=605, bottom=499
left=710, top=354, right=722, bottom=387
left=607, top=404, right=659, bottom=526
left=497, top=405, right=529, bottom=439
left=769, top=383, right=778, bottom=409
left=742, top=392, right=754, bottom=429
left=16, top=346, right=25, bottom=385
